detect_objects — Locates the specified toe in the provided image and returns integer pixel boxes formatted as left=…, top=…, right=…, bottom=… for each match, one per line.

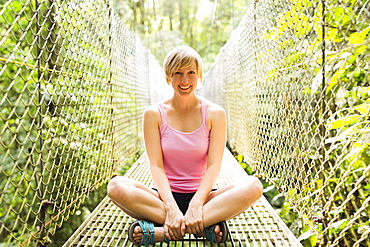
left=133, top=226, right=143, bottom=243
left=134, top=226, right=142, bottom=233
left=214, top=224, right=223, bottom=243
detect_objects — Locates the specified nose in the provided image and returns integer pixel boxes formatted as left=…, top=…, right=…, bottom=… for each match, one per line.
left=180, top=74, right=187, bottom=83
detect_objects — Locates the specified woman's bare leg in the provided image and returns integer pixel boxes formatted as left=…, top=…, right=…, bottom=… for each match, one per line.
left=200, top=176, right=263, bottom=241
left=108, top=175, right=263, bottom=243
left=107, top=176, right=168, bottom=244
left=107, top=176, right=166, bottom=223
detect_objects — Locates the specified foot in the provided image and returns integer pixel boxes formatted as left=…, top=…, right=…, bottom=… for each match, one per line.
left=132, top=225, right=166, bottom=244
left=197, top=224, right=223, bottom=242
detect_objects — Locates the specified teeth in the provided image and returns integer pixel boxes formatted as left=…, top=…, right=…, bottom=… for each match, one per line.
left=180, top=86, right=191, bottom=90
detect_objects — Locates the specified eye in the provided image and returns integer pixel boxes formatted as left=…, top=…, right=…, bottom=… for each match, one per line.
left=189, top=71, right=196, bottom=74
left=174, top=71, right=182, bottom=75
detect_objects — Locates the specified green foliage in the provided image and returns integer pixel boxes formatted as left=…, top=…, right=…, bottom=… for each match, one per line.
left=234, top=152, right=315, bottom=246
left=49, top=186, right=107, bottom=246
left=2, top=0, right=369, bottom=246
left=113, top=0, right=250, bottom=70
left=1, top=1, right=116, bottom=245
left=259, top=0, right=370, bottom=246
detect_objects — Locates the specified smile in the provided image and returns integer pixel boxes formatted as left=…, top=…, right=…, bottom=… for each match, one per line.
left=179, top=85, right=191, bottom=90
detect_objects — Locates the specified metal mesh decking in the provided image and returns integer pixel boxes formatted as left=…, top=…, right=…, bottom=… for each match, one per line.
left=63, top=149, right=301, bottom=247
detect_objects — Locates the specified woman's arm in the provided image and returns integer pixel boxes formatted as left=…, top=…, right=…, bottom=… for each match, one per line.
left=185, top=102, right=227, bottom=234
left=143, top=105, right=186, bottom=240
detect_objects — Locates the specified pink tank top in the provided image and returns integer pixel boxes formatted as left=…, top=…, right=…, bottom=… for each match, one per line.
left=158, top=100, right=210, bottom=193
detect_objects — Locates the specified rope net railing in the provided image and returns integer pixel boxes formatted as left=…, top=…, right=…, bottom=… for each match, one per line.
left=0, top=0, right=169, bottom=246
left=199, top=0, right=369, bottom=246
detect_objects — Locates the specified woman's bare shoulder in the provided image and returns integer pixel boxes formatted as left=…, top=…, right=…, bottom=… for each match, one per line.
left=145, top=103, right=160, bottom=113
left=201, top=97, right=226, bottom=115
left=144, top=103, right=161, bottom=122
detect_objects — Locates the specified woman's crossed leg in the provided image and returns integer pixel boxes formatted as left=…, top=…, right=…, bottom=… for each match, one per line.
left=107, top=175, right=262, bottom=244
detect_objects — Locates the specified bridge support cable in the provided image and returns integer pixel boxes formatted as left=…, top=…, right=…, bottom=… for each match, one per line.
left=199, top=0, right=370, bottom=246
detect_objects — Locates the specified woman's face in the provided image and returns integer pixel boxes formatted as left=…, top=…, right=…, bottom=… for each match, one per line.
left=170, top=61, right=199, bottom=95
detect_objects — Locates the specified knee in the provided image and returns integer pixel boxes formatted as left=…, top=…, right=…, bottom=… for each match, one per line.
left=242, top=176, right=263, bottom=201
left=107, top=176, right=131, bottom=200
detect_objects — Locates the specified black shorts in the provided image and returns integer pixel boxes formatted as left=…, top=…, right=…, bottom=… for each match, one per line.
left=153, top=189, right=217, bottom=215
left=172, top=192, right=196, bottom=215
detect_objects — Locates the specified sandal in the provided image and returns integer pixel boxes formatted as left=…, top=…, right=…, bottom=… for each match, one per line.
left=204, top=221, right=229, bottom=243
left=128, top=220, right=170, bottom=246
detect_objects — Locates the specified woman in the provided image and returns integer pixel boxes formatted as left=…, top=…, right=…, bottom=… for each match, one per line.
left=107, top=45, right=263, bottom=246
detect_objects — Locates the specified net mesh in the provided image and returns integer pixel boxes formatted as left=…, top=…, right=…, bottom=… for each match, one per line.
left=1, top=0, right=369, bottom=246
left=199, top=0, right=370, bottom=246
left=0, top=0, right=169, bottom=245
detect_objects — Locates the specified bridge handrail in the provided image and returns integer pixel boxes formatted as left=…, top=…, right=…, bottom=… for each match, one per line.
left=1, top=0, right=369, bottom=246
left=198, top=1, right=369, bottom=246
left=0, top=1, right=168, bottom=245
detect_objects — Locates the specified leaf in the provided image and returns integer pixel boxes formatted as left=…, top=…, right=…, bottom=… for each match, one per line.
left=327, top=68, right=346, bottom=93
left=298, top=229, right=317, bottom=241
left=354, top=45, right=368, bottom=55
left=330, top=219, right=348, bottom=232
left=272, top=193, right=284, bottom=203
left=263, top=185, right=276, bottom=193
left=358, top=225, right=370, bottom=234
left=348, top=33, right=365, bottom=45
left=311, top=69, right=323, bottom=94
left=348, top=27, right=370, bottom=45
left=336, top=144, right=364, bottom=166
left=325, top=123, right=359, bottom=144
left=328, top=115, right=363, bottom=130
left=327, top=28, right=342, bottom=42
left=352, top=103, right=370, bottom=115
left=237, top=154, right=243, bottom=162
left=333, top=7, right=352, bottom=26
left=240, top=162, right=246, bottom=169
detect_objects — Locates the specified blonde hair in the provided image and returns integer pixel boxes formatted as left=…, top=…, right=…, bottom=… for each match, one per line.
left=163, top=45, right=203, bottom=84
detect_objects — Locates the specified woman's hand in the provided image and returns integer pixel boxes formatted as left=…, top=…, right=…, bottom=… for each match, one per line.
left=164, top=208, right=186, bottom=240
left=184, top=202, right=204, bottom=234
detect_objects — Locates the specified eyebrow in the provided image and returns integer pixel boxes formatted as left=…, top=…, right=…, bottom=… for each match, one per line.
left=178, top=66, right=196, bottom=71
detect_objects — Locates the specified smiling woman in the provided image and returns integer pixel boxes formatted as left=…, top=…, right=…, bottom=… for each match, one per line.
left=107, top=45, right=263, bottom=246
left=172, top=65, right=199, bottom=94
left=163, top=46, right=204, bottom=85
